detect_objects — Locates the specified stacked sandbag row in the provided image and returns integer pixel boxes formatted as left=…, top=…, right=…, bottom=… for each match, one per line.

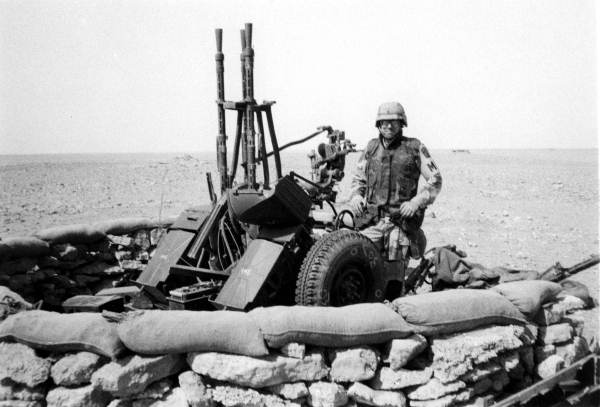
left=0, top=285, right=593, bottom=407
left=0, top=218, right=168, bottom=312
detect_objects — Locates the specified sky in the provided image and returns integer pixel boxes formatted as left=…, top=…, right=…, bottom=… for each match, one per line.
left=0, top=0, right=597, bottom=154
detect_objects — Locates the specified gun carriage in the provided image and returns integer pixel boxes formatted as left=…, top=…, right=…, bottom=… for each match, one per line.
left=133, top=24, right=432, bottom=312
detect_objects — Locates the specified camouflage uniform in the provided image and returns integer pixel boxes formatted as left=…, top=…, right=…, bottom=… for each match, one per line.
left=350, top=134, right=442, bottom=260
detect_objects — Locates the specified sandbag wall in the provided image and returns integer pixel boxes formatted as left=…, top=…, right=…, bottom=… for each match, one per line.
left=0, top=284, right=594, bottom=407
left=0, top=218, right=169, bottom=312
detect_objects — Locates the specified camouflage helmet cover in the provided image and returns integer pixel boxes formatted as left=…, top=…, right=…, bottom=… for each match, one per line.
left=375, top=102, right=407, bottom=127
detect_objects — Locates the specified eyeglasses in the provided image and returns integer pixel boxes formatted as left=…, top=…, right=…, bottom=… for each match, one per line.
left=378, top=120, right=398, bottom=128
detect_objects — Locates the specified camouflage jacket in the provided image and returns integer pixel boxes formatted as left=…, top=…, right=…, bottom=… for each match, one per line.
left=350, top=135, right=442, bottom=210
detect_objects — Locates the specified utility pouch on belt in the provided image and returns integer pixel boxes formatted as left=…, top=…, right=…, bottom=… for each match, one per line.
left=389, top=207, right=426, bottom=259
left=389, top=208, right=425, bottom=236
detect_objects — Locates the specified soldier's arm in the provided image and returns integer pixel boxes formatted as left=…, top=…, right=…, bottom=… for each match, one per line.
left=410, top=142, right=442, bottom=208
left=349, top=150, right=368, bottom=199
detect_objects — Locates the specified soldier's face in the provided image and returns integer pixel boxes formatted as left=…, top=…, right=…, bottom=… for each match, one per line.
left=378, top=120, right=402, bottom=140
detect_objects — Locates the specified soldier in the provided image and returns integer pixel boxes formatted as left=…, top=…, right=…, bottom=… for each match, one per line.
left=348, top=102, right=442, bottom=262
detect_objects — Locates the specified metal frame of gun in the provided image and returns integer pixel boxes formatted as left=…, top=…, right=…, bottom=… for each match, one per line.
left=540, top=254, right=600, bottom=282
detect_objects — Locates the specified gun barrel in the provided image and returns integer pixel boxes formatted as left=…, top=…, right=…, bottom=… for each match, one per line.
left=239, top=29, right=248, bottom=182
left=215, top=28, right=228, bottom=192
left=243, top=23, right=256, bottom=188
left=566, top=254, right=600, bottom=275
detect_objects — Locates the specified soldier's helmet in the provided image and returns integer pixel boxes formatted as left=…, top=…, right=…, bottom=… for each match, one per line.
left=375, top=102, right=407, bottom=127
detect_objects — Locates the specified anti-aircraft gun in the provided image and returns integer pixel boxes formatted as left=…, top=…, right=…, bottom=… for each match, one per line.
left=134, top=24, right=425, bottom=311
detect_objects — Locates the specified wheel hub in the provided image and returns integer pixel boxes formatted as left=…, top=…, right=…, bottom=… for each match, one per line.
left=332, top=266, right=367, bottom=305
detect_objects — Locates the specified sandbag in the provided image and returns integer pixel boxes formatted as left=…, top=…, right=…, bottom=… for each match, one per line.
left=559, top=279, right=595, bottom=308
left=0, top=310, right=125, bottom=359
left=0, top=286, right=33, bottom=321
left=0, top=237, right=50, bottom=260
left=0, top=257, right=38, bottom=275
left=249, top=303, right=414, bottom=348
left=117, top=310, right=269, bottom=356
left=391, top=289, right=527, bottom=336
left=35, top=224, right=106, bottom=245
left=491, top=280, right=563, bottom=318
left=93, top=218, right=158, bottom=236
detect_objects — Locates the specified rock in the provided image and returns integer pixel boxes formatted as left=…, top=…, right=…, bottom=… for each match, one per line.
left=563, top=315, right=585, bottom=337
left=279, top=343, right=305, bottom=359
left=121, top=260, right=145, bottom=271
left=384, top=334, right=428, bottom=370
left=555, top=337, right=590, bottom=366
left=430, top=325, right=525, bottom=383
left=538, top=323, right=573, bottom=345
left=0, top=379, right=45, bottom=401
left=108, top=400, right=132, bottom=407
left=0, top=343, right=51, bottom=387
left=536, top=355, right=565, bottom=379
left=499, top=351, right=520, bottom=372
left=409, top=388, right=474, bottom=407
left=459, top=361, right=501, bottom=383
left=0, top=258, right=38, bottom=275
left=347, top=382, right=406, bottom=407
left=406, top=378, right=466, bottom=400
left=132, top=388, right=190, bottom=407
left=129, top=379, right=171, bottom=400
left=535, top=344, right=556, bottom=363
left=490, top=371, right=509, bottom=392
left=53, top=244, right=80, bottom=261
left=518, top=346, right=535, bottom=373
left=76, top=261, right=120, bottom=276
left=109, top=236, right=132, bottom=247
left=556, top=295, right=587, bottom=313
left=91, top=354, right=185, bottom=397
left=509, top=363, right=525, bottom=380
left=535, top=304, right=565, bottom=326
left=460, top=394, right=495, bottom=407
left=329, top=347, right=379, bottom=382
left=134, top=251, right=150, bottom=262
left=187, top=351, right=328, bottom=388
left=472, top=378, right=493, bottom=395
left=0, top=401, right=44, bottom=407
left=308, top=382, right=348, bottom=407
left=50, top=352, right=103, bottom=386
left=115, top=251, right=133, bottom=261
left=88, top=240, right=111, bottom=253
left=178, top=371, right=214, bottom=407
left=369, top=367, right=432, bottom=390
left=133, top=231, right=151, bottom=251
left=212, top=385, right=300, bottom=407
left=267, top=383, right=308, bottom=400
left=523, top=324, right=538, bottom=345
left=46, top=385, right=110, bottom=407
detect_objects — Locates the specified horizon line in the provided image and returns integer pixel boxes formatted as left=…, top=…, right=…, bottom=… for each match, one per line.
left=1, top=146, right=599, bottom=156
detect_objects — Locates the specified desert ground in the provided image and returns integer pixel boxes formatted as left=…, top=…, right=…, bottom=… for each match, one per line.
left=1, top=148, right=598, bottom=340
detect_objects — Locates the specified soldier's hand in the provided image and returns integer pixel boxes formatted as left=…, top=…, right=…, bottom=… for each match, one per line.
left=399, top=201, right=419, bottom=218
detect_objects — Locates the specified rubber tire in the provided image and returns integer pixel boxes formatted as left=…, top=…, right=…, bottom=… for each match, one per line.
left=295, top=229, right=383, bottom=306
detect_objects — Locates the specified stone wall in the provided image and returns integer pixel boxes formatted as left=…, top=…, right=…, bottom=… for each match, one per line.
left=0, top=219, right=167, bottom=312
left=0, top=219, right=594, bottom=406
left=0, top=294, right=591, bottom=407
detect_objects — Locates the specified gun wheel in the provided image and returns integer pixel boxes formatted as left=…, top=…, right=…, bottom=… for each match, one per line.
left=295, top=229, right=383, bottom=306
